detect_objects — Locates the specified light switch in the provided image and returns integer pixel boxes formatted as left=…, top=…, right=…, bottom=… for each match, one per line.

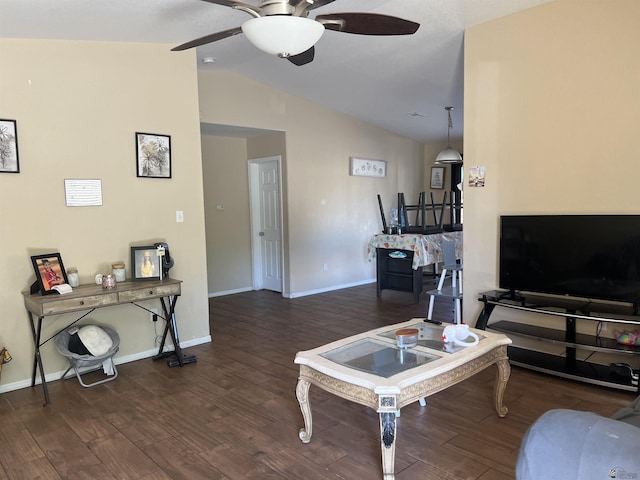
left=176, top=210, right=184, bottom=223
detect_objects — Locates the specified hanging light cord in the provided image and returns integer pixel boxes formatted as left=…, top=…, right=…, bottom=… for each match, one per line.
left=446, top=106, right=453, bottom=147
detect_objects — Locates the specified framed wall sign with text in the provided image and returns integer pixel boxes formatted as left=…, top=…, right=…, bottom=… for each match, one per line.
left=430, top=166, right=445, bottom=189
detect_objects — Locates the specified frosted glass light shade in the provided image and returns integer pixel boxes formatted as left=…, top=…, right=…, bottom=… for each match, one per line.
left=435, top=147, right=463, bottom=164
left=242, top=16, right=325, bottom=57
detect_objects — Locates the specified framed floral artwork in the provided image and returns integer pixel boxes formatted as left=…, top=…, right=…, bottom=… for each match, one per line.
left=0, top=119, right=19, bottom=173
left=136, top=132, right=171, bottom=178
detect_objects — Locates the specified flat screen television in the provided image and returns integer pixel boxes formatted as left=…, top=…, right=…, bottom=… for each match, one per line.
left=499, top=215, right=640, bottom=305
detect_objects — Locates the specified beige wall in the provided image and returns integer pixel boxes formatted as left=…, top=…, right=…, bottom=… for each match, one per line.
left=198, top=70, right=425, bottom=297
left=463, top=0, right=640, bottom=327
left=0, top=39, right=210, bottom=390
left=201, top=134, right=252, bottom=294
left=201, top=132, right=287, bottom=295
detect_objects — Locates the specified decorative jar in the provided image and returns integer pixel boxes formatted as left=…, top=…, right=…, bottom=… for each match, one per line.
left=67, top=268, right=80, bottom=287
left=395, top=328, right=419, bottom=349
left=112, top=263, right=126, bottom=282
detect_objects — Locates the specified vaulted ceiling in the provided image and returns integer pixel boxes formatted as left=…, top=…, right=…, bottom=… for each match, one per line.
left=1, top=0, right=553, bottom=143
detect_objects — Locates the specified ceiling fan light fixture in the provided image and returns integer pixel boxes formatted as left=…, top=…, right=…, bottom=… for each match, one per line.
left=241, top=16, right=325, bottom=58
left=435, top=106, right=463, bottom=164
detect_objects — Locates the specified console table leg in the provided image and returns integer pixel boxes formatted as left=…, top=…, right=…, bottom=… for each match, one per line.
left=296, top=378, right=312, bottom=443
left=27, top=313, right=50, bottom=405
left=155, top=295, right=197, bottom=367
left=494, top=358, right=511, bottom=417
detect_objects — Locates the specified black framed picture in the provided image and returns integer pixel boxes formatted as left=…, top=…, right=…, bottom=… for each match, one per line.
left=130, top=246, right=161, bottom=281
left=430, top=166, right=445, bottom=189
left=136, top=132, right=171, bottom=178
left=0, top=119, right=19, bottom=173
left=31, top=253, right=69, bottom=295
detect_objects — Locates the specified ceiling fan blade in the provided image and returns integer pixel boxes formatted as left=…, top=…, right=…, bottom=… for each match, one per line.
left=316, top=13, right=419, bottom=35
left=171, top=27, right=243, bottom=51
left=287, top=47, right=315, bottom=66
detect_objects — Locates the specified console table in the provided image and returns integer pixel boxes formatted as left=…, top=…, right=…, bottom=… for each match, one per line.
left=23, top=278, right=196, bottom=405
left=368, top=232, right=462, bottom=303
left=477, top=290, right=640, bottom=393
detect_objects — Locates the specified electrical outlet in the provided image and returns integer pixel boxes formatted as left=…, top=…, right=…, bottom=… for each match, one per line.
left=150, top=308, right=158, bottom=322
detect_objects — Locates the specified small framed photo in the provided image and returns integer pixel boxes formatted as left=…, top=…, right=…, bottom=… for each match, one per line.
left=136, top=132, right=171, bottom=178
left=131, top=246, right=161, bottom=281
left=0, top=119, right=20, bottom=173
left=31, top=253, right=68, bottom=295
left=430, top=166, right=445, bottom=189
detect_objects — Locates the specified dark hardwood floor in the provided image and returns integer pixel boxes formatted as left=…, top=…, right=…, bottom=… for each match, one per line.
left=0, top=283, right=634, bottom=479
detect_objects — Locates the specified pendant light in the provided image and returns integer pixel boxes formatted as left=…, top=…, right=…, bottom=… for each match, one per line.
left=435, top=106, right=463, bottom=164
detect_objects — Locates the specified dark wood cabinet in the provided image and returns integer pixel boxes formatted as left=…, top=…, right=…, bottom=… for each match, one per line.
left=376, top=248, right=423, bottom=303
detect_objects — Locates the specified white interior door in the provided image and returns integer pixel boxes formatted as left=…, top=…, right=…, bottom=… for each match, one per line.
left=249, top=156, right=282, bottom=292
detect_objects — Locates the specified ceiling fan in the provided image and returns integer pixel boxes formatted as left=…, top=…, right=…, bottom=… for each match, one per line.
left=171, top=0, right=420, bottom=66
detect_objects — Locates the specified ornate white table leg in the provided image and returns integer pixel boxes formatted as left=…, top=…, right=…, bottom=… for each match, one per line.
left=379, top=395, right=398, bottom=480
left=296, top=378, right=313, bottom=443
left=493, top=357, right=511, bottom=417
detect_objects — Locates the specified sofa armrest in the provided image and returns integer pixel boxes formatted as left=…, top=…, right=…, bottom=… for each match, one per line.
left=516, top=409, right=640, bottom=480
left=611, top=395, right=640, bottom=428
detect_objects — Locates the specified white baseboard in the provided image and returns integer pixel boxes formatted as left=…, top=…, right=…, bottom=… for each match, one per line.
left=285, top=278, right=376, bottom=298
left=208, top=279, right=377, bottom=299
left=0, top=334, right=212, bottom=395
left=208, top=286, right=253, bottom=298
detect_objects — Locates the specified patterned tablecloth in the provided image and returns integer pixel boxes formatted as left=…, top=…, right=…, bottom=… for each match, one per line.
left=367, top=231, right=463, bottom=269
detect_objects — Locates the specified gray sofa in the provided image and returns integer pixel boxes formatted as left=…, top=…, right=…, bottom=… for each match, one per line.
left=516, top=396, right=640, bottom=480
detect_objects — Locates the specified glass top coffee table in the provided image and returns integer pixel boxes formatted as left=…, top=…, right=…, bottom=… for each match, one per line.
left=294, top=319, right=512, bottom=480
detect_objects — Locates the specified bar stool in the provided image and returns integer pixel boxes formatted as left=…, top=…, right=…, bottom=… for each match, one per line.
left=425, top=241, right=463, bottom=324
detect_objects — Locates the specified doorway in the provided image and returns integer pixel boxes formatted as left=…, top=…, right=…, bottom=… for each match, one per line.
left=248, top=156, right=283, bottom=293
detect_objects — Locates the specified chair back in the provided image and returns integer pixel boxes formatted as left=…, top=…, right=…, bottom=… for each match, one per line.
left=442, top=240, right=457, bottom=267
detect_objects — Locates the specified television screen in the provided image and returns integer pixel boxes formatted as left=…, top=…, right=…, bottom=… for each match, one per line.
left=499, top=215, right=640, bottom=304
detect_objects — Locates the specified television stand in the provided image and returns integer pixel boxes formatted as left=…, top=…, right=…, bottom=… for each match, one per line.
left=497, top=289, right=525, bottom=303
left=476, top=290, right=640, bottom=393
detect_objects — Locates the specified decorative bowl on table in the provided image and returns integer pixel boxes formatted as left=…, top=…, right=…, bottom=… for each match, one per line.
left=396, top=328, right=419, bottom=349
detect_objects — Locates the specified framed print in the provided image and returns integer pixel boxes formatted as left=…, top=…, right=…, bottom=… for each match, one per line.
left=136, top=132, right=171, bottom=179
left=350, top=157, right=387, bottom=178
left=31, top=253, right=69, bottom=295
left=0, top=119, right=19, bottom=173
left=430, top=166, right=445, bottom=189
left=131, top=246, right=161, bottom=281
